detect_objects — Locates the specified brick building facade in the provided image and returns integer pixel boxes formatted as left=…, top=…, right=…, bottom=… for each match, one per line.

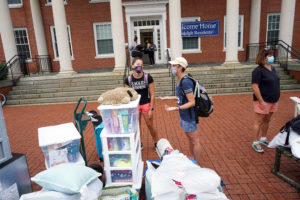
left=0, top=0, right=299, bottom=73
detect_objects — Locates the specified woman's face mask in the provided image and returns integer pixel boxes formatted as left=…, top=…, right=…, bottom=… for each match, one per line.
left=171, top=66, right=177, bottom=76
left=267, top=56, right=274, bottom=64
left=134, top=65, right=142, bottom=73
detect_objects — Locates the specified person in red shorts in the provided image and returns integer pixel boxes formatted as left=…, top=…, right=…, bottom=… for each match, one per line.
left=251, top=49, right=280, bottom=153
left=124, top=57, right=158, bottom=150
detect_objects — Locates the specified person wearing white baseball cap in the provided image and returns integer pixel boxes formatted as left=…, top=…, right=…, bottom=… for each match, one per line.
left=164, top=57, right=201, bottom=164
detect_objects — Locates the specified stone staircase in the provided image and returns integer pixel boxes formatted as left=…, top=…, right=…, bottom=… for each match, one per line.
left=5, top=64, right=300, bottom=105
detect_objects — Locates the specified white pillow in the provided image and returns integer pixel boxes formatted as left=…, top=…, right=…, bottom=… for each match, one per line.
left=20, top=178, right=103, bottom=200
left=31, top=163, right=101, bottom=195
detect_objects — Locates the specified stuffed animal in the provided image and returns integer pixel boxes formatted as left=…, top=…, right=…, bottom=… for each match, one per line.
left=98, top=87, right=138, bottom=105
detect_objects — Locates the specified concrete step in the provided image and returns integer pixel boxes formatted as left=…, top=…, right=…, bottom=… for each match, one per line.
left=6, top=64, right=300, bottom=105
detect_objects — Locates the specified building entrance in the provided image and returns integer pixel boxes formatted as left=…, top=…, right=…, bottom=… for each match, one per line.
left=140, top=29, right=153, bottom=64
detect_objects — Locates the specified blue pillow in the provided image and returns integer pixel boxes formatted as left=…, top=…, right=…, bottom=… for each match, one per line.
left=31, top=163, right=101, bottom=194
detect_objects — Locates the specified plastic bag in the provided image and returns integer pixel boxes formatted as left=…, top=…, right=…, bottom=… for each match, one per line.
left=151, top=153, right=222, bottom=200
left=99, top=186, right=138, bottom=200
left=19, top=178, right=103, bottom=200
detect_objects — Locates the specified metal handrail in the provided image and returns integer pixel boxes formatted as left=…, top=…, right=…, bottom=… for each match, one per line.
left=246, top=40, right=300, bottom=70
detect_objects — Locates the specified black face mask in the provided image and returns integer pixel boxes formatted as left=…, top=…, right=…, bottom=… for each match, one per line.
left=134, top=66, right=142, bottom=73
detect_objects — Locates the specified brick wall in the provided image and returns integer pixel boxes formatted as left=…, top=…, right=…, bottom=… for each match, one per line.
left=0, top=0, right=299, bottom=71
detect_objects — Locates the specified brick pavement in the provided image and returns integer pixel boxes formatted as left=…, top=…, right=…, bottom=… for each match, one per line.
left=3, top=91, right=300, bottom=199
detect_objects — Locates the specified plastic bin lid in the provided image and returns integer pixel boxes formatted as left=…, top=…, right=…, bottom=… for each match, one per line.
left=38, top=122, right=81, bottom=147
left=97, top=95, right=141, bottom=110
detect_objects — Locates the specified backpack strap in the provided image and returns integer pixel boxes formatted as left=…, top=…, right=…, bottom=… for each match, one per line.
left=144, top=72, right=148, bottom=85
left=179, top=75, right=194, bottom=120
left=128, top=74, right=132, bottom=86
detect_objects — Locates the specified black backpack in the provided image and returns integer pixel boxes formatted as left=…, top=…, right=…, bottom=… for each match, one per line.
left=180, top=74, right=213, bottom=123
left=280, top=115, right=300, bottom=145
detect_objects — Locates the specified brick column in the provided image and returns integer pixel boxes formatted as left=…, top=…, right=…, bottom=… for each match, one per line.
left=225, top=0, right=239, bottom=65
left=169, top=0, right=182, bottom=59
left=52, top=0, right=75, bottom=74
left=110, top=0, right=126, bottom=71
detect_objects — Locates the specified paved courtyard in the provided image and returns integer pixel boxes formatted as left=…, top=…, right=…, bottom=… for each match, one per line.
left=3, top=91, right=300, bottom=199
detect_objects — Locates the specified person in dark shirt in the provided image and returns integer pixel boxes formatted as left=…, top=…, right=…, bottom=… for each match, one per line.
left=251, top=49, right=280, bottom=153
left=124, top=57, right=158, bottom=149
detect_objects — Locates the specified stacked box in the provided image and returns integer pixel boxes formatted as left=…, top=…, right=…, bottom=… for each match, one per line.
left=98, top=96, right=140, bottom=135
left=98, top=95, right=143, bottom=189
left=38, top=122, right=84, bottom=168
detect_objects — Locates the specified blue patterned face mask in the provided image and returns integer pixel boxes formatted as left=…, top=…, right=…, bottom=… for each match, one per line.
left=267, top=56, right=274, bottom=64
left=171, top=67, right=177, bottom=76
left=134, top=66, right=142, bottom=73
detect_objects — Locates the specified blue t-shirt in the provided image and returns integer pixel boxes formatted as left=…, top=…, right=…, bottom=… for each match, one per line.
left=176, top=77, right=196, bottom=122
left=252, top=65, right=280, bottom=103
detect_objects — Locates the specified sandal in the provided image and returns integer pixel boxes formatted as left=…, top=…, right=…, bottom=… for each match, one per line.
left=252, top=142, right=264, bottom=153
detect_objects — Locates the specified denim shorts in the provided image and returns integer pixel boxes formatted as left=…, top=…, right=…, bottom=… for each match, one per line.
left=180, top=118, right=197, bottom=132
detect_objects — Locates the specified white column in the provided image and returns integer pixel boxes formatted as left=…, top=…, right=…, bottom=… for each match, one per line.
left=30, top=0, right=48, bottom=56
left=0, top=0, right=18, bottom=63
left=169, top=0, right=182, bottom=59
left=249, top=0, right=261, bottom=44
left=110, top=0, right=126, bottom=71
left=225, top=0, right=239, bottom=64
left=279, top=0, right=296, bottom=48
left=52, top=0, right=74, bottom=74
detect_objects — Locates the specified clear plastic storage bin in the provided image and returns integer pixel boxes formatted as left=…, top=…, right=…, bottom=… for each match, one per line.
left=38, top=123, right=81, bottom=168
left=98, top=95, right=140, bottom=134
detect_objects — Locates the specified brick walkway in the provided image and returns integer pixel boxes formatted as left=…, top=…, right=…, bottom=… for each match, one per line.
left=3, top=91, right=300, bottom=199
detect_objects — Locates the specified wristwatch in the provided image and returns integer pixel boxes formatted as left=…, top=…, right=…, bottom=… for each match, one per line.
left=150, top=107, right=154, bottom=111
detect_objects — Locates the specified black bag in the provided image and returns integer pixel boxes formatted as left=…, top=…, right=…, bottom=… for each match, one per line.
left=280, top=115, right=300, bottom=145
left=180, top=74, right=213, bottom=123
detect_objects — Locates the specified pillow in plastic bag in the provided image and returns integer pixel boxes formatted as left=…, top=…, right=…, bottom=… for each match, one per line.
left=20, top=178, right=103, bottom=200
left=31, top=163, right=101, bottom=194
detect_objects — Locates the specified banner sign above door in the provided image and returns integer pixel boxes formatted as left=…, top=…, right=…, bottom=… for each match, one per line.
left=181, top=20, right=219, bottom=37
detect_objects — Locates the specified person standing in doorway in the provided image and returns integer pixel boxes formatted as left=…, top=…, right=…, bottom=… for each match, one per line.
left=164, top=57, right=201, bottom=164
left=124, top=57, right=159, bottom=150
left=146, top=41, right=156, bottom=66
left=251, top=49, right=280, bottom=153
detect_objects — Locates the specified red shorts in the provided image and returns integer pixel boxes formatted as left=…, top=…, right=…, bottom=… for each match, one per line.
left=253, top=101, right=279, bottom=114
left=139, top=103, right=151, bottom=114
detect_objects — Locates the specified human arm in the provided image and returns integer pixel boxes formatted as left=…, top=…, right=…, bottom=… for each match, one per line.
left=252, top=83, right=264, bottom=103
left=148, top=82, right=155, bottom=118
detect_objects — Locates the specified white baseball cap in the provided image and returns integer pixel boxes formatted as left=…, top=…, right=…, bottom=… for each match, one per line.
left=169, top=57, right=188, bottom=69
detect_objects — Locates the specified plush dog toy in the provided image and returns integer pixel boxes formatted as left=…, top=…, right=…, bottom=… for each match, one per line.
left=98, top=87, right=138, bottom=105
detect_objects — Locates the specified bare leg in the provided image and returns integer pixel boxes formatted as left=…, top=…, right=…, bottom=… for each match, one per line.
left=253, top=113, right=266, bottom=141
left=260, top=112, right=273, bottom=138
left=185, top=131, right=201, bottom=165
left=142, top=113, right=158, bottom=142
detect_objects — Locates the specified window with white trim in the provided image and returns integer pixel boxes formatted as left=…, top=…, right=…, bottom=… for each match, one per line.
left=89, top=0, right=109, bottom=3
left=13, top=28, right=31, bottom=60
left=181, top=17, right=201, bottom=52
left=8, top=0, right=22, bottom=7
left=266, top=13, right=280, bottom=42
left=46, top=0, right=67, bottom=5
left=93, top=22, right=114, bottom=55
left=50, top=25, right=73, bottom=59
left=224, top=15, right=244, bottom=49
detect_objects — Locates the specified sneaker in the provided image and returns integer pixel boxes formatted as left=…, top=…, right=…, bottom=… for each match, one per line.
left=259, top=140, right=269, bottom=147
left=252, top=143, right=264, bottom=153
